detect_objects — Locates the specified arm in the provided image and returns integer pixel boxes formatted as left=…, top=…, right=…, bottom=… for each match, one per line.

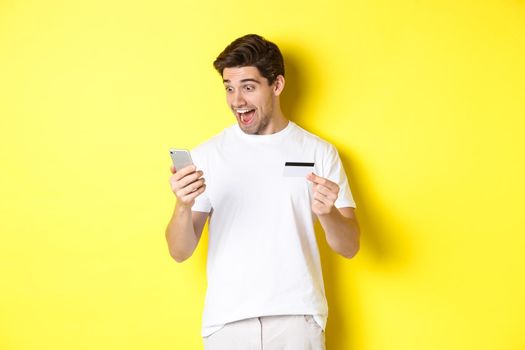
left=165, top=165, right=209, bottom=262
left=307, top=173, right=360, bottom=259
left=317, top=207, right=360, bottom=259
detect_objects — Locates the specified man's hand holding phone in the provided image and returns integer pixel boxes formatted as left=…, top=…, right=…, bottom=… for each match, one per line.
left=170, top=165, right=206, bottom=207
left=169, top=149, right=206, bottom=207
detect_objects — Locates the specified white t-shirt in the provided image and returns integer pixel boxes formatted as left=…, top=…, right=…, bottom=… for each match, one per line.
left=191, top=121, right=355, bottom=337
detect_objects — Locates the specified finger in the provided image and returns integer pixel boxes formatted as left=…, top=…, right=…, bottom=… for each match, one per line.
left=172, top=165, right=197, bottom=181
left=170, top=165, right=176, bottom=174
left=307, top=173, right=339, bottom=192
left=177, top=178, right=206, bottom=196
left=313, top=191, right=331, bottom=206
left=306, top=172, right=324, bottom=184
left=170, top=174, right=203, bottom=196
left=174, top=170, right=204, bottom=189
left=312, top=198, right=326, bottom=209
left=306, top=172, right=317, bottom=182
left=181, top=184, right=206, bottom=202
left=315, top=184, right=338, bottom=201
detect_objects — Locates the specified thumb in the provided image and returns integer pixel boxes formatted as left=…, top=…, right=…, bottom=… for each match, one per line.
left=306, top=172, right=318, bottom=182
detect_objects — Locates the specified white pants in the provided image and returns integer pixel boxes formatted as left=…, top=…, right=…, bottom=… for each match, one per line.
left=203, top=315, right=325, bottom=350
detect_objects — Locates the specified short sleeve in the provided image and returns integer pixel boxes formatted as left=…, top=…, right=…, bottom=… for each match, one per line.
left=321, top=144, right=356, bottom=208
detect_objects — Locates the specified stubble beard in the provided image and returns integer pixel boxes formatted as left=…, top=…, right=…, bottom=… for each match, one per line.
left=239, top=110, right=272, bottom=135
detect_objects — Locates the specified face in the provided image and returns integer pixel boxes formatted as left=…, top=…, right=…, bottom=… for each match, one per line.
left=222, top=66, right=283, bottom=135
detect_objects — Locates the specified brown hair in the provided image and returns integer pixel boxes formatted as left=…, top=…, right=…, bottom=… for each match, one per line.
left=213, top=34, right=285, bottom=85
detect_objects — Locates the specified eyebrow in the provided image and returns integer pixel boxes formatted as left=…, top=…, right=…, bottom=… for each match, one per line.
left=223, top=78, right=261, bottom=84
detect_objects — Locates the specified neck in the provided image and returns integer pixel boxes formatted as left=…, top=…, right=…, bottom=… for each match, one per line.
left=257, top=101, right=289, bottom=135
left=263, top=114, right=289, bottom=135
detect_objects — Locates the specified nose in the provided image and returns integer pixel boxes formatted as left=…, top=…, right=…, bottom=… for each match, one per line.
left=231, top=90, right=246, bottom=107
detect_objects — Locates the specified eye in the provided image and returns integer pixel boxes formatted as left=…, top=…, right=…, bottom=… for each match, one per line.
left=244, top=85, right=255, bottom=92
left=225, top=86, right=234, bottom=93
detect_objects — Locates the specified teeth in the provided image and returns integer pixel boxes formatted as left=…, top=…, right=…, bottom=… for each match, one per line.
left=236, top=108, right=253, bottom=113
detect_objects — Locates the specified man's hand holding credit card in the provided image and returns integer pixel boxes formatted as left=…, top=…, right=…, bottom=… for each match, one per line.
left=283, top=161, right=340, bottom=215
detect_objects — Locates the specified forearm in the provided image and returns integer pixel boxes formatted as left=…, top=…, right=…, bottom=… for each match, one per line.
left=318, top=209, right=360, bottom=259
left=165, top=204, right=198, bottom=262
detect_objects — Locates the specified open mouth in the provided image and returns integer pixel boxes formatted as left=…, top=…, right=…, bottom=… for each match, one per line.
left=236, top=108, right=256, bottom=125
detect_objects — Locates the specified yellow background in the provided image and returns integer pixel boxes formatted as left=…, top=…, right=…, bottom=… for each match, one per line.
left=1, top=0, right=524, bottom=349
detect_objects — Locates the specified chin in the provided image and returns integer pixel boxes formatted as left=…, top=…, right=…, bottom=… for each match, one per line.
left=238, top=121, right=259, bottom=134
left=240, top=126, right=258, bottom=135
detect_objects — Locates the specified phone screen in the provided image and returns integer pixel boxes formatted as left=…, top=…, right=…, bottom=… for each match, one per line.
left=169, top=149, right=194, bottom=171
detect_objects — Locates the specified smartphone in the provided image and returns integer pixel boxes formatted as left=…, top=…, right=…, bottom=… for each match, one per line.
left=169, top=148, right=194, bottom=171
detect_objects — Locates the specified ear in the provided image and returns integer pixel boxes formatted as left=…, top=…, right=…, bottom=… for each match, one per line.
left=273, top=75, right=285, bottom=96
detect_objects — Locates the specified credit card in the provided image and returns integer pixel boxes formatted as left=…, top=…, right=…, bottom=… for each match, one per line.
left=283, top=162, right=315, bottom=177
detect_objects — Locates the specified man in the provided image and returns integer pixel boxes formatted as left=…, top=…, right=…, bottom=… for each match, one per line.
left=166, top=34, right=360, bottom=350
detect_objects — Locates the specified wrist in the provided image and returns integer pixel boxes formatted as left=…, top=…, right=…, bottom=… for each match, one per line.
left=316, top=206, right=338, bottom=219
left=175, top=201, right=193, bottom=213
